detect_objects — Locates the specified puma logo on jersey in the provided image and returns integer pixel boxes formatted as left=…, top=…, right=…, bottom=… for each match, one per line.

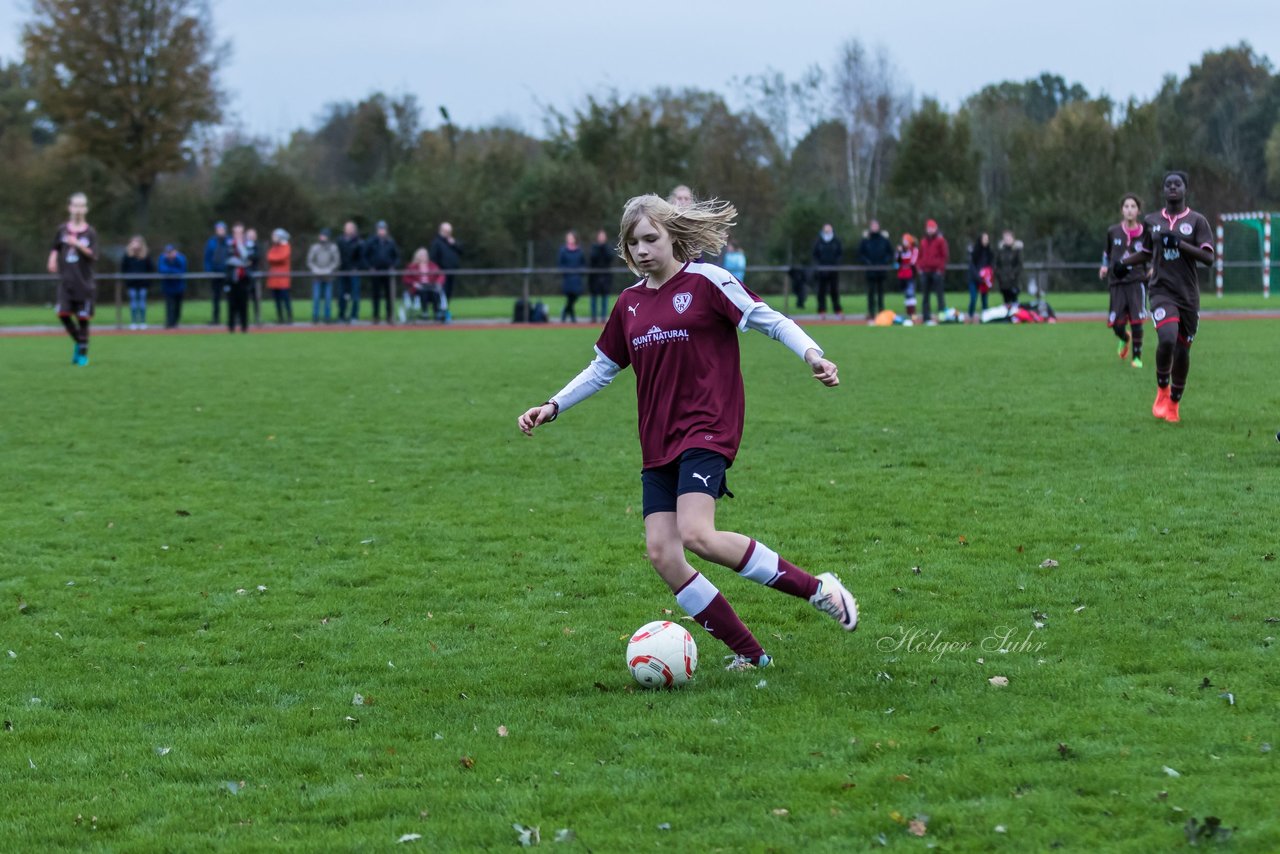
left=627, top=304, right=638, bottom=315
left=691, top=473, right=711, bottom=487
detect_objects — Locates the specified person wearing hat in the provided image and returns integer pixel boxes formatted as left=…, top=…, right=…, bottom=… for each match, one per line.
left=917, top=218, right=949, bottom=326
left=266, top=228, right=294, bottom=324
left=158, top=243, right=188, bottom=329
left=307, top=228, right=340, bottom=324
left=204, top=221, right=229, bottom=324
left=364, top=220, right=401, bottom=324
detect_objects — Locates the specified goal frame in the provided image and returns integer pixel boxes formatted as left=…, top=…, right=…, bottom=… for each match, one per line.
left=1215, top=212, right=1272, bottom=298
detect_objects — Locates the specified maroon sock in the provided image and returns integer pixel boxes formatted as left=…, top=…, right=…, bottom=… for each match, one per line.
left=693, top=593, right=765, bottom=659
left=735, top=539, right=821, bottom=600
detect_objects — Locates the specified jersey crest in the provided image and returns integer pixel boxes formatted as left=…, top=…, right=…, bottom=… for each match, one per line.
left=672, top=292, right=692, bottom=314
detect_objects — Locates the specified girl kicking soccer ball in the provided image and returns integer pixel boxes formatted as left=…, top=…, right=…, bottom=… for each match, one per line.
left=517, top=195, right=859, bottom=672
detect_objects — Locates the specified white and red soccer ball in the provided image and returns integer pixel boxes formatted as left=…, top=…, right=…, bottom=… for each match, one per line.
left=626, top=620, right=698, bottom=688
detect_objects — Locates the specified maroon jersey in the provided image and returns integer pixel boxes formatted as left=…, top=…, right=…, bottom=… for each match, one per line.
left=52, top=223, right=98, bottom=300
left=1137, top=208, right=1214, bottom=311
left=596, top=262, right=763, bottom=468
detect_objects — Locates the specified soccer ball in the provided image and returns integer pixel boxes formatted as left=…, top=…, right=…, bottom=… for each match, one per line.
left=626, top=620, right=697, bottom=688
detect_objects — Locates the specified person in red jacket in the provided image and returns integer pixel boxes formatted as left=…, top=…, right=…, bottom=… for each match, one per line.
left=266, top=229, right=293, bottom=324
left=917, top=219, right=949, bottom=326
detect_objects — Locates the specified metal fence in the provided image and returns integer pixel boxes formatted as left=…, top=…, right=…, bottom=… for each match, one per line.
left=0, top=260, right=1268, bottom=328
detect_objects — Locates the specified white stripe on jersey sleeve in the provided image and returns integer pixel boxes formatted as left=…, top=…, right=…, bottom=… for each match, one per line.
left=687, top=261, right=821, bottom=359
left=687, top=261, right=761, bottom=330
left=549, top=346, right=622, bottom=414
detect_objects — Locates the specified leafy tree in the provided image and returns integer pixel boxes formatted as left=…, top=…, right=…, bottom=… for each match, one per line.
left=22, top=0, right=224, bottom=224
left=885, top=99, right=982, bottom=242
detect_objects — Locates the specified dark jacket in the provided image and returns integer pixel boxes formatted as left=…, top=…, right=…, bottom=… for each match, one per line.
left=812, top=235, right=843, bottom=267
left=559, top=245, right=585, bottom=295
left=203, top=235, right=228, bottom=273
left=969, top=242, right=994, bottom=276
left=158, top=252, right=188, bottom=295
left=994, top=242, right=1023, bottom=288
left=588, top=242, right=613, bottom=293
left=121, top=255, right=155, bottom=288
left=429, top=235, right=462, bottom=271
left=337, top=234, right=365, bottom=271
left=224, top=238, right=258, bottom=286
left=856, top=230, right=894, bottom=271
left=364, top=236, right=400, bottom=271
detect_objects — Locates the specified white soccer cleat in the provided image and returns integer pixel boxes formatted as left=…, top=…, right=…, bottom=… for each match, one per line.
left=724, top=653, right=772, bottom=672
left=811, top=572, right=859, bottom=631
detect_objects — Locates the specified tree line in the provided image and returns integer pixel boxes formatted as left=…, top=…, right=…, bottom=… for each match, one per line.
left=2, top=1, right=1279, bottom=293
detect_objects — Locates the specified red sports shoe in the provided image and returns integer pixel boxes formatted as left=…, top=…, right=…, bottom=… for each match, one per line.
left=1152, top=386, right=1172, bottom=420
left=1163, top=400, right=1180, bottom=423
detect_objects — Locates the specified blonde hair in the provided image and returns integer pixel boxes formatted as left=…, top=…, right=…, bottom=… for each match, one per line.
left=126, top=235, right=149, bottom=258
left=616, top=194, right=738, bottom=276
left=412, top=247, right=429, bottom=265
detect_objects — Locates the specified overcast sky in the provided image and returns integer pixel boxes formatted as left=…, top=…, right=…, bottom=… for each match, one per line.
left=1, top=0, right=1275, bottom=140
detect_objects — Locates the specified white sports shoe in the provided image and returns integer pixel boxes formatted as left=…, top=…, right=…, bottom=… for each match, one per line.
left=810, top=572, right=859, bottom=631
left=724, top=653, right=772, bottom=672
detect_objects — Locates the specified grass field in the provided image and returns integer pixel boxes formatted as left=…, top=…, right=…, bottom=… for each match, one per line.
left=2, top=320, right=1278, bottom=851
left=1, top=290, right=1277, bottom=328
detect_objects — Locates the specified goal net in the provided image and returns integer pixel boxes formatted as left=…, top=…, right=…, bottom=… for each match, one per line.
left=1215, top=213, right=1273, bottom=297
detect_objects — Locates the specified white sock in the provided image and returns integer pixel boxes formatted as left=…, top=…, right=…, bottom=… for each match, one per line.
left=674, top=572, right=717, bottom=616
left=737, top=539, right=781, bottom=586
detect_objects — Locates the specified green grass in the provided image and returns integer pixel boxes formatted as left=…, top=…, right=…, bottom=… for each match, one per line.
left=1, top=289, right=1276, bottom=328
left=2, top=321, right=1278, bottom=851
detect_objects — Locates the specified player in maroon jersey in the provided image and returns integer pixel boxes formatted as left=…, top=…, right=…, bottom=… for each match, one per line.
left=1098, top=193, right=1148, bottom=368
left=518, top=195, right=858, bottom=672
left=48, top=192, right=98, bottom=366
left=1116, top=172, right=1214, bottom=423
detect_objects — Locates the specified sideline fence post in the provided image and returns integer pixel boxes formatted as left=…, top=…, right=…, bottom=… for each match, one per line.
left=115, top=279, right=123, bottom=329
left=784, top=241, right=792, bottom=313
left=390, top=271, right=398, bottom=323
left=521, top=240, right=532, bottom=322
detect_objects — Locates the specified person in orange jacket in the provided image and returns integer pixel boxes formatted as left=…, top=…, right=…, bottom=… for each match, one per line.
left=266, top=229, right=293, bottom=324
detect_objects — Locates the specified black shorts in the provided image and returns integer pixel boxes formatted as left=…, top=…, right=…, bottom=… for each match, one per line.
left=641, top=448, right=734, bottom=517
left=55, top=283, right=95, bottom=319
left=1149, top=293, right=1199, bottom=345
left=1108, top=282, right=1146, bottom=327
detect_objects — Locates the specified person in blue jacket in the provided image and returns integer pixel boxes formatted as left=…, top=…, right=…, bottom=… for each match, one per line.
left=558, top=230, right=585, bottom=323
left=159, top=244, right=188, bottom=329
left=203, top=221, right=228, bottom=323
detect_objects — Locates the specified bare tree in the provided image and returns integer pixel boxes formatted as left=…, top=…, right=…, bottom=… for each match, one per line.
left=735, top=65, right=825, bottom=160
left=830, top=39, right=911, bottom=228
left=23, top=0, right=225, bottom=225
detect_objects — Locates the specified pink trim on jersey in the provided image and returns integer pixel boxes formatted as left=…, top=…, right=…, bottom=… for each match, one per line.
left=1161, top=208, right=1192, bottom=229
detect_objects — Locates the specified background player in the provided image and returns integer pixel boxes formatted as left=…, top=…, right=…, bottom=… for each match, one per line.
left=48, top=192, right=97, bottom=365
left=1099, top=193, right=1149, bottom=368
left=1116, top=171, right=1215, bottom=422
left=518, top=194, right=858, bottom=672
